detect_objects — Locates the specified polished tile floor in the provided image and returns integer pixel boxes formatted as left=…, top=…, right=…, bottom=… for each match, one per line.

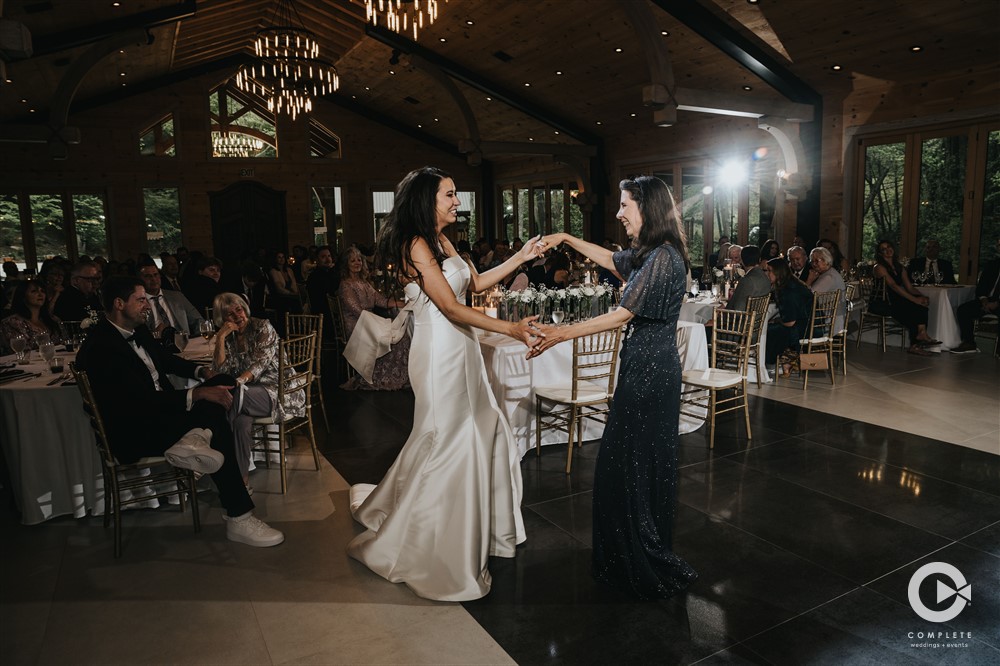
left=1, top=344, right=997, bottom=664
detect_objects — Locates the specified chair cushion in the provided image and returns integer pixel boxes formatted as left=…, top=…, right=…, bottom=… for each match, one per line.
left=799, top=336, right=831, bottom=345
left=535, top=381, right=610, bottom=404
left=682, top=368, right=744, bottom=388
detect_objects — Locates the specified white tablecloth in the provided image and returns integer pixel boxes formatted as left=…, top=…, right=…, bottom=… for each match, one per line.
left=0, top=352, right=108, bottom=525
left=479, top=320, right=709, bottom=459
left=916, top=285, right=977, bottom=351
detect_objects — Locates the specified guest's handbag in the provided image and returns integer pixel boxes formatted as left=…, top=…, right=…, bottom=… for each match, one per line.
left=798, top=352, right=829, bottom=370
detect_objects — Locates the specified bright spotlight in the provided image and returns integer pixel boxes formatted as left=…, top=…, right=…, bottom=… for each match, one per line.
left=702, top=185, right=714, bottom=195
left=719, top=160, right=747, bottom=189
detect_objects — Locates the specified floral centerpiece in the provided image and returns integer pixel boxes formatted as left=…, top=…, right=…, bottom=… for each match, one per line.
left=500, top=282, right=615, bottom=321
left=79, top=306, right=101, bottom=331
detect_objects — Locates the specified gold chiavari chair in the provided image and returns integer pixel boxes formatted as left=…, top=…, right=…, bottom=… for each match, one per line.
left=285, top=313, right=329, bottom=430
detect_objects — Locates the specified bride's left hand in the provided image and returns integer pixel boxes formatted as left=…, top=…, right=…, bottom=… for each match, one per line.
left=510, top=315, right=544, bottom=347
left=515, top=235, right=544, bottom=263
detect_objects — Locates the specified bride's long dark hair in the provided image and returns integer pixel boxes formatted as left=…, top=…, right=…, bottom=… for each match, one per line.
left=619, top=175, right=689, bottom=270
left=376, top=166, right=451, bottom=285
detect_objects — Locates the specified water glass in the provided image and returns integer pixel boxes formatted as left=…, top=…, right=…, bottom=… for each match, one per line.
left=11, top=334, right=28, bottom=364
left=551, top=309, right=565, bottom=325
left=40, top=342, right=57, bottom=364
left=691, top=283, right=700, bottom=297
left=711, top=284, right=720, bottom=299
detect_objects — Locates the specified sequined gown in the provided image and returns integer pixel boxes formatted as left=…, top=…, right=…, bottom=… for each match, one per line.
left=338, top=278, right=411, bottom=390
left=594, top=244, right=698, bottom=599
left=347, top=255, right=526, bottom=601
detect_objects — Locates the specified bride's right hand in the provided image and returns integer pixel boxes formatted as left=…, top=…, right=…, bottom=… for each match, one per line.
left=510, top=315, right=544, bottom=347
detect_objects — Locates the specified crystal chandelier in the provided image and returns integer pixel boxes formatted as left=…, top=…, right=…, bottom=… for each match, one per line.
left=212, top=131, right=265, bottom=158
left=364, top=0, right=443, bottom=40
left=235, top=0, right=339, bottom=120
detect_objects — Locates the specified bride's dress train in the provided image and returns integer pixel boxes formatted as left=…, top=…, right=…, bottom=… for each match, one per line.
left=347, top=256, right=526, bottom=601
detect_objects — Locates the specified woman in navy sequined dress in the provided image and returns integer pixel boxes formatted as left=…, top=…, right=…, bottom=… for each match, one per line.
left=534, top=176, right=698, bottom=599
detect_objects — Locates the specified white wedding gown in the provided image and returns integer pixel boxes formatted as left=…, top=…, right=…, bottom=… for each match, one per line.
left=347, top=255, right=526, bottom=601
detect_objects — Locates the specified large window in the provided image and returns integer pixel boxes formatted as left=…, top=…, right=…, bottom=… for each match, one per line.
left=854, top=121, right=997, bottom=280
left=143, top=188, right=181, bottom=258
left=312, top=186, right=343, bottom=250
left=499, top=181, right=582, bottom=241
left=139, top=114, right=176, bottom=157
left=0, top=191, right=110, bottom=271
left=209, top=84, right=276, bottom=158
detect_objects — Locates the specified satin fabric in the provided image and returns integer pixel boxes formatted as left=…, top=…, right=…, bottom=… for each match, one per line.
left=347, top=256, right=526, bottom=601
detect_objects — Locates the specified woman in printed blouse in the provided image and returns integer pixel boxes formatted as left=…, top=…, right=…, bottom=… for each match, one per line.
left=0, top=280, right=63, bottom=353
left=337, top=246, right=411, bottom=391
left=211, top=292, right=305, bottom=489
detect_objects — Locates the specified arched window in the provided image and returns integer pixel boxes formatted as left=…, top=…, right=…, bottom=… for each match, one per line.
left=209, top=82, right=276, bottom=158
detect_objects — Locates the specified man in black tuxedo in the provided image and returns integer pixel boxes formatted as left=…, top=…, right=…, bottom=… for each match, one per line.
left=908, top=239, right=956, bottom=284
left=75, top=276, right=284, bottom=547
left=950, top=239, right=1000, bottom=354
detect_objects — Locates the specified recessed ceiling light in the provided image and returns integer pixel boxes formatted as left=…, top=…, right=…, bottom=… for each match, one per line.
left=555, top=70, right=562, bottom=75
left=910, top=45, right=922, bottom=52
left=417, top=124, right=422, bottom=128
left=465, top=19, right=474, bottom=26
left=29, top=108, right=36, bottom=112
left=352, top=95, right=356, bottom=99
left=434, top=118, right=439, bottom=122
left=389, top=70, right=395, bottom=75
left=528, top=137, right=534, bottom=141
left=524, top=82, right=530, bottom=87
left=4, top=78, right=11, bottom=84
left=20, top=98, right=27, bottom=103
left=661, top=30, right=669, bottom=36
left=439, top=38, right=446, bottom=42
left=486, top=96, right=492, bottom=101
left=120, top=72, right=126, bottom=77
left=742, top=85, right=752, bottom=91
left=119, top=49, right=125, bottom=54
left=365, top=86, right=370, bottom=91
left=747, top=0, right=759, bottom=4
left=596, top=121, right=602, bottom=125
left=615, top=48, right=623, bottom=53
left=111, top=1, right=121, bottom=6
left=554, top=131, right=560, bottom=135
left=121, top=83, right=126, bottom=87
left=630, top=112, right=637, bottom=117
left=831, top=64, right=842, bottom=71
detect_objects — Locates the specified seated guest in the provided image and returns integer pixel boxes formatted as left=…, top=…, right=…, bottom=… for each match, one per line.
left=54, top=260, right=102, bottom=322
left=137, top=259, right=204, bottom=336
left=786, top=245, right=812, bottom=283
left=159, top=253, right=183, bottom=291
left=239, top=262, right=269, bottom=318
left=727, top=246, right=770, bottom=312
left=487, top=239, right=512, bottom=269
left=183, top=255, right=223, bottom=317
left=708, top=235, right=730, bottom=269
left=764, top=257, right=813, bottom=373
left=542, top=251, right=572, bottom=289
left=267, top=249, right=302, bottom=334
left=306, top=246, right=339, bottom=335
left=760, top=239, right=781, bottom=261
left=0, top=280, right=63, bottom=352
left=950, top=238, right=1000, bottom=354
left=597, top=243, right=623, bottom=288
left=38, top=259, right=69, bottom=318
left=337, top=247, right=410, bottom=391
left=74, top=277, right=284, bottom=547
left=726, top=244, right=745, bottom=278
left=908, top=239, right=956, bottom=284
left=714, top=241, right=732, bottom=270
left=874, top=239, right=939, bottom=355
left=211, top=292, right=305, bottom=490
left=816, top=238, right=850, bottom=274
left=808, top=247, right=847, bottom=334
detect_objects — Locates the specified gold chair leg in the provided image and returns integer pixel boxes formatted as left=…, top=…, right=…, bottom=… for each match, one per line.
left=535, top=398, right=542, bottom=457
left=315, top=378, right=330, bottom=431
left=565, top=407, right=577, bottom=474
left=279, top=422, right=288, bottom=495
left=708, top=390, right=716, bottom=449
left=742, top=382, right=752, bottom=438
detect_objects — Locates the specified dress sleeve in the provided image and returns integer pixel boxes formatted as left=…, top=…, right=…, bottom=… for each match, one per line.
left=243, top=319, right=279, bottom=381
left=612, top=248, right=636, bottom=281
left=618, top=245, right=677, bottom=321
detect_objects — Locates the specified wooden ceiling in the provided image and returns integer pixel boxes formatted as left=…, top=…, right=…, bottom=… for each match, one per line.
left=1, top=0, right=997, bottom=152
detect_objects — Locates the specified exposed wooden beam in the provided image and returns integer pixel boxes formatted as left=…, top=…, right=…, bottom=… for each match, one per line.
left=32, top=0, right=198, bottom=57
left=674, top=87, right=814, bottom=122
left=364, top=25, right=600, bottom=146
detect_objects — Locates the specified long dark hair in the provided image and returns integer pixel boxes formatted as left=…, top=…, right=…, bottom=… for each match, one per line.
left=817, top=237, right=846, bottom=271
left=766, top=256, right=805, bottom=298
left=618, top=176, right=689, bottom=270
left=875, top=239, right=903, bottom=274
left=11, top=280, right=60, bottom=332
left=760, top=238, right=780, bottom=260
left=376, top=166, right=451, bottom=285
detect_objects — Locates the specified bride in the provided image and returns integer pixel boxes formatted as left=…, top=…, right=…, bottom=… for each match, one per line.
left=347, top=166, right=542, bottom=601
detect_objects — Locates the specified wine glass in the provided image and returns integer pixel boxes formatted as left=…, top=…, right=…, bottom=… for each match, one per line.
left=39, top=341, right=56, bottom=364
left=34, top=332, right=50, bottom=348
left=174, top=331, right=189, bottom=352
left=691, top=282, right=700, bottom=298
left=551, top=309, right=565, bottom=325
left=10, top=334, right=28, bottom=364
left=199, top=320, right=215, bottom=341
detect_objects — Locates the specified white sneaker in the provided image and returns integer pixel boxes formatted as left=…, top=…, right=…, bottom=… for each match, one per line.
left=225, top=513, right=284, bottom=547
left=164, top=428, right=223, bottom=475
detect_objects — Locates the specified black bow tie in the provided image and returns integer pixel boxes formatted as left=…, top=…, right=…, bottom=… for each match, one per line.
left=126, top=334, right=137, bottom=344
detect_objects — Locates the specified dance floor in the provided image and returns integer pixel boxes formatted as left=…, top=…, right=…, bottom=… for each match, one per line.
left=1, top=344, right=997, bottom=664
